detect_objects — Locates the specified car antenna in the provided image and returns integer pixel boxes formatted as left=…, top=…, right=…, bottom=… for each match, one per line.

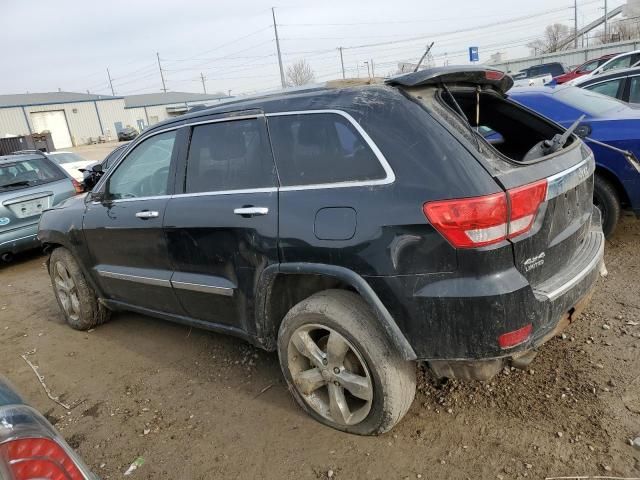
left=413, top=42, right=435, bottom=72
left=440, top=82, right=482, bottom=151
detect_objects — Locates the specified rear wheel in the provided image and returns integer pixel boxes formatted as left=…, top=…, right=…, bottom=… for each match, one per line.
left=49, top=248, right=110, bottom=330
left=277, top=290, right=416, bottom=435
left=593, top=175, right=620, bottom=238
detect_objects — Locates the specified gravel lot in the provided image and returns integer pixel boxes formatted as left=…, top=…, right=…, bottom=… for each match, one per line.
left=1, top=151, right=639, bottom=478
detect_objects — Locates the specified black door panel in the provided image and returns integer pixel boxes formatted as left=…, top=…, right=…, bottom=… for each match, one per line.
left=164, top=191, right=278, bottom=329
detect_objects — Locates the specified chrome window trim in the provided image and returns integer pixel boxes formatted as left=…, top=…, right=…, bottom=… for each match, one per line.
left=93, top=109, right=395, bottom=203
left=265, top=109, right=396, bottom=191
left=583, top=77, right=625, bottom=90
left=545, top=154, right=595, bottom=201
left=171, top=280, right=234, bottom=297
left=96, top=269, right=171, bottom=288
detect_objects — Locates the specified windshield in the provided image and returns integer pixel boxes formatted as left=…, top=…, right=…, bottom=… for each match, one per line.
left=49, top=152, right=87, bottom=164
left=0, top=158, right=66, bottom=190
left=552, top=87, right=628, bottom=117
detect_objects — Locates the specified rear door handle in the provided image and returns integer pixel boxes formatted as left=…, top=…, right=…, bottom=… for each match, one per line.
left=135, top=210, right=159, bottom=219
left=233, top=207, right=269, bottom=216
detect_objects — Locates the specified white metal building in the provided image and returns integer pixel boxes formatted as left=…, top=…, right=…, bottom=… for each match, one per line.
left=0, top=91, right=227, bottom=149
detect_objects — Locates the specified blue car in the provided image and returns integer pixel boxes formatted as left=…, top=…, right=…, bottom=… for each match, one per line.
left=508, top=85, right=640, bottom=236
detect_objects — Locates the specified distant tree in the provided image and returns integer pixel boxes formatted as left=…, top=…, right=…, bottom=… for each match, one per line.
left=527, top=23, right=574, bottom=55
left=608, top=18, right=640, bottom=42
left=286, top=59, right=315, bottom=87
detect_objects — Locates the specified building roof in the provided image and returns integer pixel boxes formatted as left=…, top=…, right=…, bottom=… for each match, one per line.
left=0, top=91, right=121, bottom=108
left=123, top=92, right=228, bottom=108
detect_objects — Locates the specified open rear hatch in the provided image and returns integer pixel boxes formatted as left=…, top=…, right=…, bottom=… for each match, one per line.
left=388, top=67, right=598, bottom=290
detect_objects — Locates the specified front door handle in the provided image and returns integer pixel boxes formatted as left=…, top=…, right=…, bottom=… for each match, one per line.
left=135, top=210, right=159, bottom=219
left=233, top=207, right=269, bottom=217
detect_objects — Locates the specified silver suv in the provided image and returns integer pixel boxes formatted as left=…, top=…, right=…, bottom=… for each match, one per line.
left=0, top=153, right=78, bottom=261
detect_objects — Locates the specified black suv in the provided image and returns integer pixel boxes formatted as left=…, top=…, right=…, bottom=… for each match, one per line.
left=39, top=67, right=604, bottom=435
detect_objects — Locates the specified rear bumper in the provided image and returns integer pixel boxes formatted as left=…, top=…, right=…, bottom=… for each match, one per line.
left=365, top=209, right=605, bottom=377
left=0, top=223, right=39, bottom=255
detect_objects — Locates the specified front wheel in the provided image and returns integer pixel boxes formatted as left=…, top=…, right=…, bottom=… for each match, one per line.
left=593, top=175, right=621, bottom=238
left=49, top=247, right=110, bottom=330
left=277, top=290, right=416, bottom=435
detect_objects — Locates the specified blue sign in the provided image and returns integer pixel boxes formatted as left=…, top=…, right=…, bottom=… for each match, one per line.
left=469, top=46, right=479, bottom=62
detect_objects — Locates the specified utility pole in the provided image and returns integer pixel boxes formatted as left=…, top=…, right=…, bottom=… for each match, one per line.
left=364, top=61, right=371, bottom=78
left=574, top=0, right=578, bottom=49
left=106, top=68, right=115, bottom=96
left=339, top=47, right=345, bottom=79
left=271, top=7, right=286, bottom=88
left=200, top=73, right=207, bottom=94
left=157, top=52, right=167, bottom=93
left=604, top=0, right=608, bottom=42
left=370, top=58, right=375, bottom=77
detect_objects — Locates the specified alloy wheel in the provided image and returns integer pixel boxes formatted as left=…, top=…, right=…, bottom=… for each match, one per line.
left=53, top=261, right=80, bottom=322
left=287, top=323, right=373, bottom=426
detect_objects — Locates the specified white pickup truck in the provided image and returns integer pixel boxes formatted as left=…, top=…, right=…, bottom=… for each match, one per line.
left=511, top=72, right=553, bottom=88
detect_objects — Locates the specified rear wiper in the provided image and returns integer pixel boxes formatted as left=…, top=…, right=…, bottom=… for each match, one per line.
left=0, top=180, right=32, bottom=189
left=541, top=115, right=586, bottom=155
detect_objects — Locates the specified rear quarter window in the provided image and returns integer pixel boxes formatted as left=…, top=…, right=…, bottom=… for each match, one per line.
left=267, top=112, right=387, bottom=186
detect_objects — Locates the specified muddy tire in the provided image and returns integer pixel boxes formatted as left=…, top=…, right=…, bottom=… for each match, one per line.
left=593, top=175, right=620, bottom=238
left=49, top=247, right=110, bottom=330
left=277, top=289, right=416, bottom=435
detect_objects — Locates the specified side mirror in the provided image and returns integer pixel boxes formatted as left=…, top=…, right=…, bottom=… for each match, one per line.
left=82, top=164, right=104, bottom=191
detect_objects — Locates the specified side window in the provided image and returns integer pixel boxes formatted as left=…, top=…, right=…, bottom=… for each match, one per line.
left=603, top=56, right=631, bottom=72
left=106, top=130, right=176, bottom=199
left=585, top=79, right=623, bottom=99
left=629, top=77, right=640, bottom=103
left=580, top=60, right=599, bottom=73
left=268, top=113, right=387, bottom=186
left=185, top=118, right=275, bottom=193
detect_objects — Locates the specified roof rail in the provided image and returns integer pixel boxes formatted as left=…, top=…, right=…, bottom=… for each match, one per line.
left=10, top=149, right=49, bottom=159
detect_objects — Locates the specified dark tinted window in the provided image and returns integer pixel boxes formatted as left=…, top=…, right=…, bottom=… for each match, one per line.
left=584, top=78, right=623, bottom=99
left=0, top=157, right=65, bottom=191
left=185, top=119, right=275, bottom=193
left=629, top=76, right=640, bottom=103
left=268, top=113, right=386, bottom=186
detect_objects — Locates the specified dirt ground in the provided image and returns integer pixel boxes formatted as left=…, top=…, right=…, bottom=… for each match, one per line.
left=1, top=212, right=639, bottom=478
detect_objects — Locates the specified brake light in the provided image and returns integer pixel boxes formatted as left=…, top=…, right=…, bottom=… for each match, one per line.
left=1, top=438, right=85, bottom=480
left=498, top=323, right=533, bottom=349
left=485, top=70, right=505, bottom=81
left=0, top=404, right=92, bottom=480
left=508, top=180, right=547, bottom=238
left=71, top=179, right=84, bottom=194
left=424, top=179, right=548, bottom=248
left=423, top=192, right=508, bottom=248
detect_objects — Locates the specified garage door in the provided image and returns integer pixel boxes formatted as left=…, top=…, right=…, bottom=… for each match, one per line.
left=30, top=110, right=73, bottom=149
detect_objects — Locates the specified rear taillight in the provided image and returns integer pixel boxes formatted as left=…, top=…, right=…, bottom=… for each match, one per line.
left=507, top=180, right=547, bottom=238
left=71, top=179, right=84, bottom=194
left=424, top=179, right=548, bottom=248
left=0, top=404, right=92, bottom=480
left=1, top=438, right=85, bottom=480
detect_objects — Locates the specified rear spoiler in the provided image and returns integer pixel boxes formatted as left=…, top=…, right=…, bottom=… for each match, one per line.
left=386, top=66, right=514, bottom=94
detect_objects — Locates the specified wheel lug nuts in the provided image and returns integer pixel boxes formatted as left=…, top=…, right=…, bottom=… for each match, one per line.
left=334, top=381, right=340, bottom=386
left=322, top=358, right=328, bottom=365
left=333, top=367, right=340, bottom=374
